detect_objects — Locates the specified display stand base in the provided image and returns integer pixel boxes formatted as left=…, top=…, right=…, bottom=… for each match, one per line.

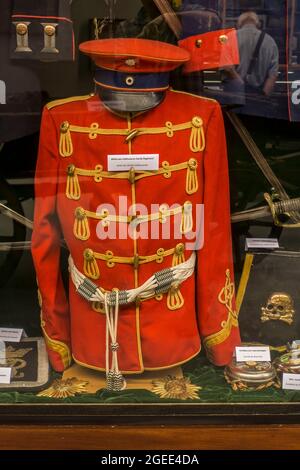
left=62, top=363, right=183, bottom=393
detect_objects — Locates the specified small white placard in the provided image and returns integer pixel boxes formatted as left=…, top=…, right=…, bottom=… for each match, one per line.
left=0, top=328, right=24, bottom=343
left=291, top=340, right=300, bottom=350
left=108, top=154, right=159, bottom=172
left=245, top=238, right=279, bottom=251
left=282, top=373, right=300, bottom=390
left=0, top=341, right=6, bottom=362
left=236, top=346, right=271, bottom=363
left=0, top=368, right=11, bottom=384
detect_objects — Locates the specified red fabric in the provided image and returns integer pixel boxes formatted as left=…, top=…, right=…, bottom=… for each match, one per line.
left=179, top=29, right=240, bottom=73
left=32, top=89, right=240, bottom=373
left=79, top=38, right=190, bottom=73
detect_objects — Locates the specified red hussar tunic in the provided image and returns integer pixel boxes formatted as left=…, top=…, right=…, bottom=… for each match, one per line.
left=31, top=88, right=240, bottom=374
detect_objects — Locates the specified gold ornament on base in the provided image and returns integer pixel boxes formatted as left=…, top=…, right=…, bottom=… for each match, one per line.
left=152, top=376, right=201, bottom=400
left=37, top=377, right=89, bottom=399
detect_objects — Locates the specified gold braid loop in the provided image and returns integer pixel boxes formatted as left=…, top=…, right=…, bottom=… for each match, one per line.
left=167, top=244, right=186, bottom=311
left=59, top=121, right=73, bottom=157
left=186, top=158, right=199, bottom=195
left=190, top=116, right=205, bottom=153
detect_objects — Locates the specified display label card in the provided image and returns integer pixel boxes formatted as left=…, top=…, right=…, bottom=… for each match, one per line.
left=291, top=340, right=300, bottom=350
left=282, top=373, right=300, bottom=391
left=236, top=346, right=271, bottom=362
left=108, top=154, right=159, bottom=172
left=245, top=238, right=279, bottom=251
left=0, top=341, right=5, bottom=362
left=0, top=368, right=11, bottom=384
left=0, top=328, right=25, bottom=343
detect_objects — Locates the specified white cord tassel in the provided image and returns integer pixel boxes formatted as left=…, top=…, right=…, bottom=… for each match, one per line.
left=69, top=252, right=196, bottom=305
left=68, top=252, right=196, bottom=392
left=104, top=291, right=126, bottom=392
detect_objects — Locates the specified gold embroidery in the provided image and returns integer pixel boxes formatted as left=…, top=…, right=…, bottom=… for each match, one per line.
left=167, top=283, right=184, bottom=311
left=65, top=161, right=199, bottom=199
left=203, top=270, right=239, bottom=350
left=83, top=245, right=185, bottom=280
left=186, top=158, right=199, bottom=195
left=190, top=116, right=205, bottom=152
left=59, top=118, right=206, bottom=158
left=92, top=301, right=105, bottom=314
left=0, top=346, right=33, bottom=379
left=167, top=243, right=186, bottom=311
left=66, top=164, right=81, bottom=200
left=41, top=323, right=71, bottom=369
left=180, top=201, right=193, bottom=234
left=152, top=376, right=201, bottom=400
left=165, top=121, right=174, bottom=137
left=66, top=164, right=103, bottom=200
left=172, top=243, right=185, bottom=266
left=83, top=248, right=100, bottom=280
left=59, top=121, right=73, bottom=157
left=46, top=94, right=91, bottom=111
left=73, top=203, right=193, bottom=241
left=73, top=207, right=90, bottom=241
left=38, top=378, right=89, bottom=399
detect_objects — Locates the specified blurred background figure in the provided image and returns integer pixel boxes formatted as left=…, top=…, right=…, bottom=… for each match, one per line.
left=236, top=11, right=279, bottom=97
left=221, top=10, right=279, bottom=112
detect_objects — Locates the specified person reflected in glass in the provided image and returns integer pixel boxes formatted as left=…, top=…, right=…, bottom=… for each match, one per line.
left=223, top=11, right=279, bottom=103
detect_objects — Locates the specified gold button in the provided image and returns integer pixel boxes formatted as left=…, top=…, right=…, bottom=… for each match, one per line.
left=84, top=249, right=94, bottom=261
left=67, top=164, right=76, bottom=176
left=75, top=207, right=86, bottom=220
left=60, top=121, right=70, bottom=133
left=44, top=24, right=56, bottom=37
left=219, top=34, right=228, bottom=45
left=175, top=243, right=185, bottom=255
left=128, top=167, right=136, bottom=184
left=16, top=23, right=28, bottom=36
left=188, top=158, right=198, bottom=170
left=195, top=39, right=203, bottom=48
left=170, top=282, right=180, bottom=294
left=192, top=116, right=203, bottom=128
left=125, top=76, right=135, bottom=86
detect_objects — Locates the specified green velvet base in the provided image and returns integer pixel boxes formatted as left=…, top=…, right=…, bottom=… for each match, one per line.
left=0, top=356, right=300, bottom=405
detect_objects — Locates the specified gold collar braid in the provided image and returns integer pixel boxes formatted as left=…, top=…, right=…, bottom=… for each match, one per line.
left=59, top=117, right=205, bottom=158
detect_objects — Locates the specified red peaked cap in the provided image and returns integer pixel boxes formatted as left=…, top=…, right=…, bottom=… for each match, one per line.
left=79, top=38, right=190, bottom=73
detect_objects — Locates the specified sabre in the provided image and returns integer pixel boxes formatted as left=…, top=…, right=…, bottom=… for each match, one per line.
left=0, top=203, right=33, bottom=230
left=231, top=195, right=300, bottom=226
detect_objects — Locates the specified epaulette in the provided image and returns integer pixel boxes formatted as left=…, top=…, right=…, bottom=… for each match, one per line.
left=170, top=88, right=217, bottom=103
left=46, top=94, right=92, bottom=110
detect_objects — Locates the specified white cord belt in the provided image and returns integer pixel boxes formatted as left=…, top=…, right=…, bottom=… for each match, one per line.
left=69, top=252, right=196, bottom=391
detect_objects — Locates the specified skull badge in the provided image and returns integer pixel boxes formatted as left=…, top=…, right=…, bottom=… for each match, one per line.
left=261, top=292, right=295, bottom=326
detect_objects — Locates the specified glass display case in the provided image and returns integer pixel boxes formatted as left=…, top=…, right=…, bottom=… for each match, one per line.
left=1, top=0, right=300, bottom=449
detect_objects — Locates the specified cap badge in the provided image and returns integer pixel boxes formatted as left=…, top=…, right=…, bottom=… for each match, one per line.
left=125, top=59, right=136, bottom=67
